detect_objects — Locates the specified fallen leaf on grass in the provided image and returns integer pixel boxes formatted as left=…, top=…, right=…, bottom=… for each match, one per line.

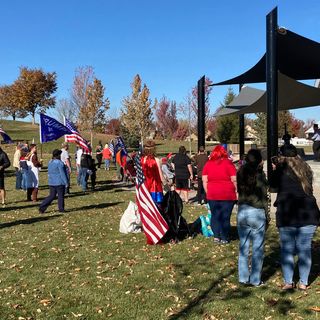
left=309, top=306, right=320, bottom=312
left=71, top=312, right=83, bottom=317
left=39, top=299, right=51, bottom=306
left=266, top=298, right=278, bottom=306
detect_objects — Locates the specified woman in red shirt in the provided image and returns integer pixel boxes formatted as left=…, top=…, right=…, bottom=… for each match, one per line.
left=202, top=145, right=237, bottom=244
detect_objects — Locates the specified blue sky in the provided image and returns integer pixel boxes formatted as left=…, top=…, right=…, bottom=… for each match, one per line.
left=0, top=0, right=319, bottom=122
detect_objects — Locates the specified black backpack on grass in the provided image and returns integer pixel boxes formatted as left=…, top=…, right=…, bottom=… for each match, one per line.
left=161, top=191, right=190, bottom=242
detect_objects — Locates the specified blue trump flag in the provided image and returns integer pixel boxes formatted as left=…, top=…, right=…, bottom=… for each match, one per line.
left=0, top=128, right=13, bottom=144
left=114, top=136, right=128, bottom=155
left=40, top=114, right=72, bottom=143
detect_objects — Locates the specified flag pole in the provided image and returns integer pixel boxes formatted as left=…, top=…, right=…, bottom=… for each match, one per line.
left=39, top=114, right=43, bottom=159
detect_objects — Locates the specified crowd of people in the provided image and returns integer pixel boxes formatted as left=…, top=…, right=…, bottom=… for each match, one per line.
left=137, top=141, right=319, bottom=291
left=1, top=135, right=319, bottom=291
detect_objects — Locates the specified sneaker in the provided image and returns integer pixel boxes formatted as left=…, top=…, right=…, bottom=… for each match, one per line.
left=251, top=281, right=265, bottom=287
left=213, top=238, right=220, bottom=243
left=220, top=240, right=230, bottom=244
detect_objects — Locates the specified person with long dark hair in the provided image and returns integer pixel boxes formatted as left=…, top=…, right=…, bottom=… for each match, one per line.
left=271, top=144, right=320, bottom=290
left=237, top=149, right=268, bottom=286
left=202, top=145, right=237, bottom=244
left=172, top=146, right=193, bottom=203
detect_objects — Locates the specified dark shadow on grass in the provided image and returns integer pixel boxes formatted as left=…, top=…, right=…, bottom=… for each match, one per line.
left=0, top=214, right=62, bottom=229
left=74, top=201, right=123, bottom=211
left=309, top=240, right=320, bottom=285
left=168, top=268, right=238, bottom=319
left=0, top=203, right=41, bottom=211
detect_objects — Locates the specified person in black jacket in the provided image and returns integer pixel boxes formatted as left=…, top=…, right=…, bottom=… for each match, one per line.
left=0, top=147, right=11, bottom=207
left=79, top=151, right=92, bottom=192
left=271, top=144, right=320, bottom=291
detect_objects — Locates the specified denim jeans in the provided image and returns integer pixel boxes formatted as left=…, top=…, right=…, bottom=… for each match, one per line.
left=237, top=204, right=266, bottom=285
left=15, top=169, right=22, bottom=190
left=21, top=169, right=28, bottom=191
left=40, top=185, right=65, bottom=213
left=208, top=200, right=234, bottom=241
left=105, top=159, right=110, bottom=170
left=79, top=167, right=89, bottom=191
left=279, top=225, right=317, bottom=285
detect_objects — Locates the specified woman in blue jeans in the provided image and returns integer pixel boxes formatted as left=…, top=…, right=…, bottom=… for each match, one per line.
left=271, top=144, right=320, bottom=290
left=237, top=149, right=268, bottom=286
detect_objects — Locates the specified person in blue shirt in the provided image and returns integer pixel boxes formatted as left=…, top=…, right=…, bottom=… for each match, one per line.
left=39, top=149, right=68, bottom=214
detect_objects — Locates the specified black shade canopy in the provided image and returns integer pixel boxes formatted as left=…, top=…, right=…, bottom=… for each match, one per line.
left=213, top=29, right=320, bottom=86
left=214, top=72, right=320, bottom=116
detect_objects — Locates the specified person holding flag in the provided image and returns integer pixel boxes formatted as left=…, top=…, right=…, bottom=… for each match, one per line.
left=134, top=141, right=168, bottom=245
left=140, top=140, right=165, bottom=205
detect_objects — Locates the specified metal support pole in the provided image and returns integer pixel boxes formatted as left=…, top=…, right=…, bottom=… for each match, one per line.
left=197, top=76, right=206, bottom=151
left=266, top=7, right=278, bottom=182
left=239, top=84, right=245, bottom=160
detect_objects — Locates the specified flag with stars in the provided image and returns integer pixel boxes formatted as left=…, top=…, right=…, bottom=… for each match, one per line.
left=64, top=117, right=91, bottom=153
left=134, top=152, right=168, bottom=244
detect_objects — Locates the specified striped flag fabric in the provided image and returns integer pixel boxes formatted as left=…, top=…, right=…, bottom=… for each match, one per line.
left=134, top=153, right=168, bottom=244
left=109, top=140, right=115, bottom=156
left=64, top=118, right=91, bottom=153
left=0, top=128, right=12, bottom=143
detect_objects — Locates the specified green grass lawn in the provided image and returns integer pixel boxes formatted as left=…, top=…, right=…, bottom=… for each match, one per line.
left=0, top=120, right=319, bottom=319
left=0, top=165, right=320, bottom=320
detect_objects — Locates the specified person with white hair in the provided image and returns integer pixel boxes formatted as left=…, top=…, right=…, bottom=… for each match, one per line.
left=102, top=143, right=112, bottom=170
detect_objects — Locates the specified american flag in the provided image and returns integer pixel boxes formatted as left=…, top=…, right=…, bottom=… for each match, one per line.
left=109, top=140, right=115, bottom=156
left=134, top=153, right=168, bottom=244
left=0, top=128, right=12, bottom=143
left=64, top=118, right=91, bottom=153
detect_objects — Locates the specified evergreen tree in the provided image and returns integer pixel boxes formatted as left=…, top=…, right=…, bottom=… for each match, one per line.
left=215, top=87, right=239, bottom=143
left=253, top=113, right=267, bottom=145
left=121, top=74, right=155, bottom=144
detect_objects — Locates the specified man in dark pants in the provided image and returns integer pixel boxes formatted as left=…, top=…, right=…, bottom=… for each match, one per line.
left=194, top=146, right=208, bottom=205
left=311, top=123, right=320, bottom=161
left=39, top=149, right=68, bottom=214
left=0, top=147, right=11, bottom=207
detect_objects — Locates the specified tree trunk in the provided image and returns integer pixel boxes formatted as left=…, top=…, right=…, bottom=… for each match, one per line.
left=12, top=114, right=16, bottom=121
left=32, top=111, right=36, bottom=125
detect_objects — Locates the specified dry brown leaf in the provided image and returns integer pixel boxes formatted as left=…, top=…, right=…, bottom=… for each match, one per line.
left=309, top=306, right=320, bottom=312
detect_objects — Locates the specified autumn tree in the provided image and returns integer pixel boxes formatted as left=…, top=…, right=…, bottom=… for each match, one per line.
left=215, top=87, right=239, bottom=143
left=207, top=116, right=217, bottom=140
left=0, top=85, right=28, bottom=120
left=12, top=67, right=57, bottom=124
left=304, top=118, right=316, bottom=133
left=71, top=66, right=94, bottom=119
left=155, top=97, right=178, bottom=139
left=189, top=77, right=213, bottom=132
left=79, top=78, right=110, bottom=142
left=291, top=117, right=305, bottom=138
left=121, top=74, right=155, bottom=144
left=278, top=111, right=293, bottom=138
left=56, top=98, right=77, bottom=124
left=105, top=118, right=121, bottom=135
left=173, top=120, right=189, bottom=141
